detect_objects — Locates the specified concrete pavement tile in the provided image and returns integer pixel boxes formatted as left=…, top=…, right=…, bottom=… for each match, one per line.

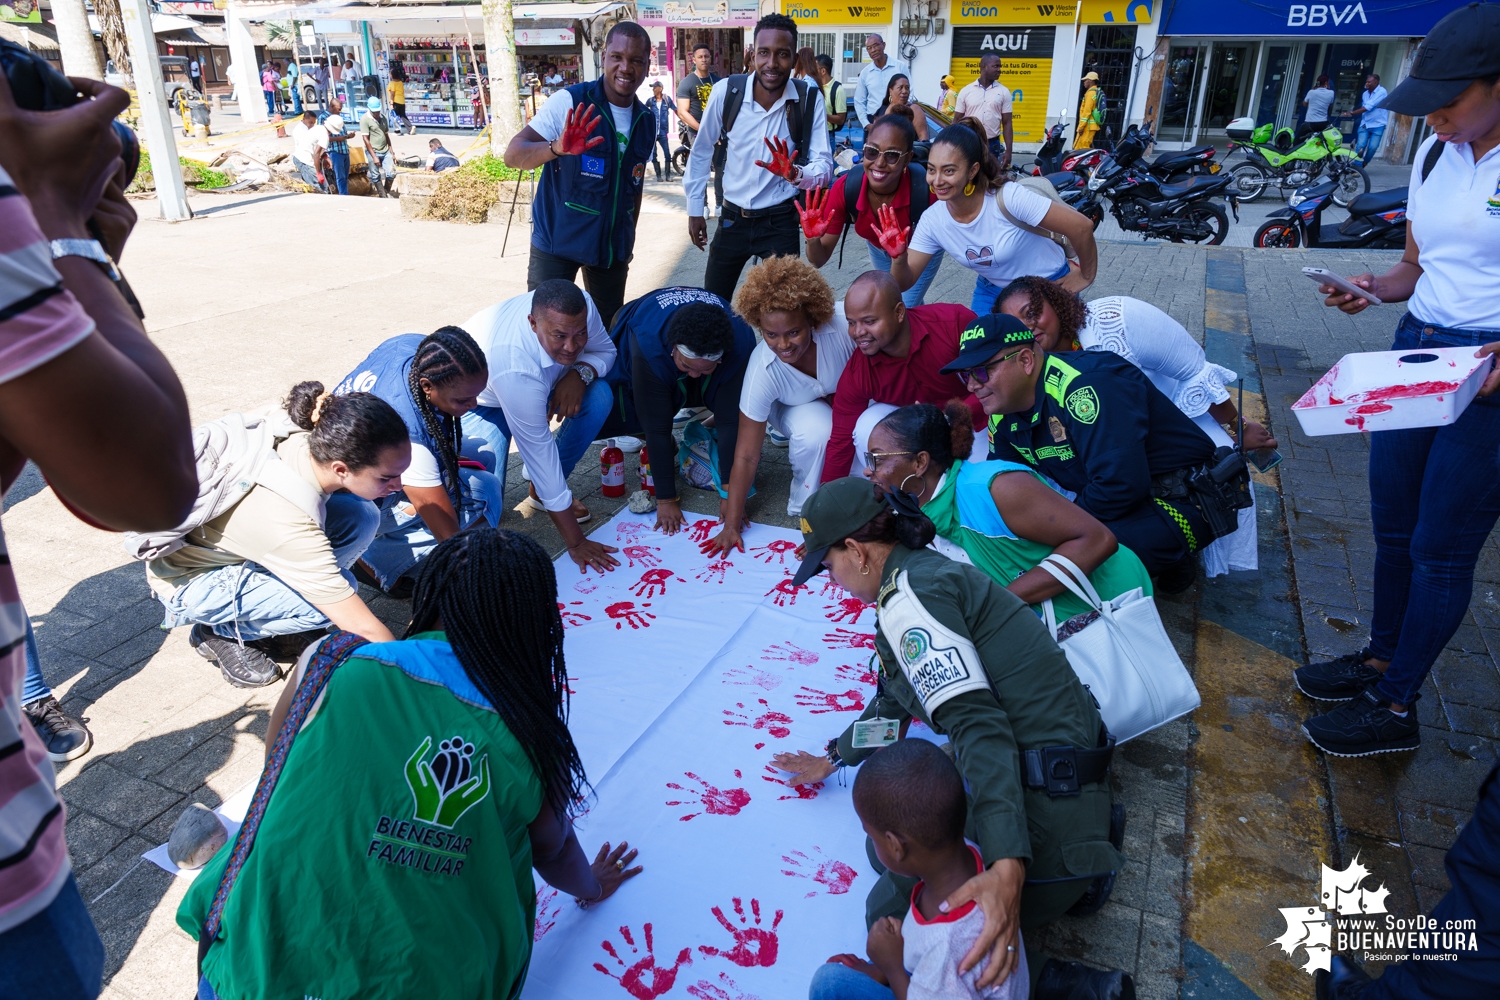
left=102, top=692, right=257, bottom=781
left=1414, top=883, right=1448, bottom=915
left=65, top=809, right=132, bottom=871
left=1326, top=758, right=1403, bottom=842
left=62, top=761, right=183, bottom=832
left=1439, top=699, right=1500, bottom=739
left=65, top=624, right=172, bottom=672
left=104, top=909, right=201, bottom=1000
left=1388, top=731, right=1496, bottom=811
left=1033, top=901, right=1143, bottom=972
left=1429, top=651, right=1500, bottom=706
left=28, top=646, right=121, bottom=702
left=140, top=780, right=241, bottom=844
left=1397, top=799, right=1469, bottom=853
left=1134, top=911, right=1187, bottom=1000
left=29, top=605, right=101, bottom=644
left=74, top=834, right=159, bottom=903
left=151, top=727, right=267, bottom=797
left=91, top=866, right=188, bottom=983
left=1339, top=832, right=1423, bottom=918
left=99, top=982, right=144, bottom=1000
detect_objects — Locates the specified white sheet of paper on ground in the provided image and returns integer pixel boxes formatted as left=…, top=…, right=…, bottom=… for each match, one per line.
left=142, top=782, right=254, bottom=879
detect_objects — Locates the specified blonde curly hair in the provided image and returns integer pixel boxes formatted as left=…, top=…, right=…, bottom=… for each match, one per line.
left=733, top=256, right=836, bottom=330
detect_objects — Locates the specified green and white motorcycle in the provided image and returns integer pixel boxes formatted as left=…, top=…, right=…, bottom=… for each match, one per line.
left=1223, top=117, right=1369, bottom=206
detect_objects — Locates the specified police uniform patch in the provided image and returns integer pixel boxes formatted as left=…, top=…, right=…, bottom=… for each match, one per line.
left=632, top=163, right=645, bottom=183
left=1049, top=416, right=1067, bottom=443
left=877, top=571, right=991, bottom=715
left=1065, top=386, right=1100, bottom=424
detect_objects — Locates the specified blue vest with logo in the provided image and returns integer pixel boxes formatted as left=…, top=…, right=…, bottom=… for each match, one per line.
left=531, top=82, right=656, bottom=269
left=335, top=334, right=457, bottom=492
left=605, top=287, right=757, bottom=411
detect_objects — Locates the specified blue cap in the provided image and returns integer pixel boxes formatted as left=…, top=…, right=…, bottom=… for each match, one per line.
left=366, top=97, right=381, bottom=110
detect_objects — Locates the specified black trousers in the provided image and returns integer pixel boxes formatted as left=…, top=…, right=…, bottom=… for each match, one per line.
left=1099, top=497, right=1211, bottom=576
left=701, top=203, right=801, bottom=304
left=527, top=246, right=631, bottom=330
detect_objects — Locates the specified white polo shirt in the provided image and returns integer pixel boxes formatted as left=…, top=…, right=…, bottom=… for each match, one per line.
left=463, top=291, right=617, bottom=512
left=739, top=305, right=853, bottom=422
left=1406, top=135, right=1500, bottom=331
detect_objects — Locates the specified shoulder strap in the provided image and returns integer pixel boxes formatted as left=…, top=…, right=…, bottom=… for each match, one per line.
left=789, top=78, right=812, bottom=166
left=1420, top=138, right=1446, bottom=185
left=718, top=73, right=748, bottom=142
left=908, top=162, right=929, bottom=229
left=197, top=631, right=367, bottom=972
left=843, top=166, right=863, bottom=225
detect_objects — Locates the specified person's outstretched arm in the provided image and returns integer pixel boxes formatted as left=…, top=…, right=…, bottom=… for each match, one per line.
left=0, top=74, right=194, bottom=530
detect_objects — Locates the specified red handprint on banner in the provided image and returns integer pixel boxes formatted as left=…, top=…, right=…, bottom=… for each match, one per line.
left=534, top=887, right=564, bottom=941
left=834, top=659, right=879, bottom=687
left=794, top=686, right=866, bottom=714
left=722, top=665, right=789, bottom=691
left=665, top=771, right=751, bottom=821
left=689, top=519, right=719, bottom=543
left=749, top=539, right=798, bottom=565
left=631, top=568, right=684, bottom=599
left=606, top=601, right=656, bottom=630
left=687, top=972, right=764, bottom=1000
left=594, top=923, right=693, bottom=1000
left=575, top=577, right=600, bottom=595
left=824, top=597, right=873, bottom=625
left=695, top=558, right=741, bottom=584
left=623, top=545, right=662, bottom=569
left=780, top=848, right=858, bottom=898
left=761, top=642, right=818, bottom=665
left=617, top=521, right=649, bottom=543
left=766, top=576, right=810, bottom=607
left=698, top=897, right=785, bottom=968
left=723, top=698, right=793, bottom=739
left=558, top=601, right=592, bottom=628
left=763, top=764, right=823, bottom=801
left=823, top=627, right=876, bottom=650
left=819, top=577, right=848, bottom=600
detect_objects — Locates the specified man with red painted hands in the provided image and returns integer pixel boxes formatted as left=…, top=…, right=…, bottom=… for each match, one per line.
left=684, top=13, right=833, bottom=302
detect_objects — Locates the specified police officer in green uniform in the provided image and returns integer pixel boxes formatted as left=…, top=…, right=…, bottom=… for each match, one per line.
left=773, top=477, right=1133, bottom=1000
left=942, top=314, right=1238, bottom=592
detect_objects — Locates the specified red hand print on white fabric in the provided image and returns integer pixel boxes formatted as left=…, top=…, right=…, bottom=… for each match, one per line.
left=688, top=519, right=719, bottom=543
left=749, top=539, right=798, bottom=565
left=623, top=545, right=662, bottom=569
left=824, top=597, right=873, bottom=624
left=721, top=665, right=789, bottom=691
left=762, top=764, right=823, bottom=801
left=665, top=771, right=751, bottom=821
left=617, top=521, right=650, bottom=543
left=794, top=686, right=866, bottom=714
left=631, top=568, right=684, bottom=599
left=697, top=897, right=784, bottom=968
left=780, top=848, right=859, bottom=898
left=534, top=887, right=564, bottom=941
left=761, top=642, right=818, bottom=665
left=606, top=601, right=656, bottom=630
left=558, top=601, right=592, bottom=628
left=695, top=558, right=741, bottom=584
left=823, top=627, right=876, bottom=650
left=594, top=924, right=693, bottom=999
left=686, top=972, right=764, bottom=1000
left=722, top=698, right=792, bottom=739
left=834, top=659, right=879, bottom=687
left=766, top=576, right=809, bottom=607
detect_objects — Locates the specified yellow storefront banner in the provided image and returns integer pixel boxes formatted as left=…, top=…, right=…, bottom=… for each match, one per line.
left=950, top=0, right=1152, bottom=26
left=949, top=26, right=1054, bottom=143
left=782, top=0, right=894, bottom=24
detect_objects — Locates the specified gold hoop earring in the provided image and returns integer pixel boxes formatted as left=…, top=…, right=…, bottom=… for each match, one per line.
left=860, top=563, right=871, bottom=576
left=963, top=180, right=976, bottom=197
left=899, top=473, right=924, bottom=497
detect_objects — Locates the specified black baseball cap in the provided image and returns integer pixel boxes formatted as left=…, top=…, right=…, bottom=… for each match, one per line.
left=1381, top=3, right=1500, bottom=116
left=939, top=313, right=1035, bottom=375
left=790, top=477, right=890, bottom=587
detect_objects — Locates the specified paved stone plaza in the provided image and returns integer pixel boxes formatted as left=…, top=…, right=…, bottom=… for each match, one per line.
left=10, top=192, right=1493, bottom=998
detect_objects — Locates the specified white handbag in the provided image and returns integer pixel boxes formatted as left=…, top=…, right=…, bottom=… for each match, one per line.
left=1038, top=554, right=1200, bottom=743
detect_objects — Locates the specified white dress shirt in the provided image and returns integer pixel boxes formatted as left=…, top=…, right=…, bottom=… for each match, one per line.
left=739, top=306, right=853, bottom=421
left=463, top=290, right=617, bottom=512
left=682, top=77, right=833, bottom=216
left=853, top=58, right=909, bottom=124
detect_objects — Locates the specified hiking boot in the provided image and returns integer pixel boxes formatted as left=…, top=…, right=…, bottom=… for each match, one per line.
left=190, top=624, right=282, bottom=688
left=22, top=696, right=93, bottom=763
left=1302, top=687, right=1419, bottom=757
left=1153, top=555, right=1197, bottom=595
left=1034, top=959, right=1135, bottom=1000
left=1295, top=648, right=1383, bottom=701
left=247, top=629, right=328, bottom=663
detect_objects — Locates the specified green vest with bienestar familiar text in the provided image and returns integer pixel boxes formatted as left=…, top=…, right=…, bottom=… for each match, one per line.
left=177, top=633, right=544, bottom=1000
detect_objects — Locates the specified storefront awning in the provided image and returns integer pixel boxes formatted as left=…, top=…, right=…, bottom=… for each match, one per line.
left=239, top=1, right=627, bottom=22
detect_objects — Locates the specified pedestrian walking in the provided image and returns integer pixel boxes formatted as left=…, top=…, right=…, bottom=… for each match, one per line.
left=286, top=58, right=303, bottom=114
left=646, top=80, right=675, bottom=181
left=684, top=13, right=834, bottom=303
left=502, top=21, right=654, bottom=328
left=1352, top=73, right=1389, bottom=164
left=1300, top=3, right=1500, bottom=757
left=955, top=54, right=1013, bottom=166
left=260, top=62, right=277, bottom=116
left=189, top=56, right=203, bottom=94
left=323, top=97, right=351, bottom=195
left=387, top=61, right=406, bottom=128
left=938, top=73, right=958, bottom=116
left=359, top=97, right=396, bottom=197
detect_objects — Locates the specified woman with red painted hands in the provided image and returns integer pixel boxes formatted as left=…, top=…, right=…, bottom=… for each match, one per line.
left=798, top=113, right=945, bottom=308
left=884, top=117, right=1098, bottom=316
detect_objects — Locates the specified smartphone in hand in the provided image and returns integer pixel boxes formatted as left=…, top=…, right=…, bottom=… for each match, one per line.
left=1303, top=267, right=1383, bottom=305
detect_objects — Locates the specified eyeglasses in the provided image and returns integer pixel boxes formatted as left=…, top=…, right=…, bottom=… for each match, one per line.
left=861, top=145, right=908, bottom=166
left=863, top=450, right=913, bottom=469
left=956, top=349, right=1025, bottom=385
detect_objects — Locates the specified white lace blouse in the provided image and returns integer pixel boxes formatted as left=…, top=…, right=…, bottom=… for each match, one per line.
left=1076, top=296, right=1238, bottom=418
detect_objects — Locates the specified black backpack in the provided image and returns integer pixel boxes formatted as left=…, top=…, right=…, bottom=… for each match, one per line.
left=832, top=162, right=930, bottom=266
left=717, top=74, right=815, bottom=166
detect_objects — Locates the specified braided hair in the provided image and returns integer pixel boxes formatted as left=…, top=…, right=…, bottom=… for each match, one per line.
left=406, top=528, right=588, bottom=815
left=407, top=326, right=487, bottom=499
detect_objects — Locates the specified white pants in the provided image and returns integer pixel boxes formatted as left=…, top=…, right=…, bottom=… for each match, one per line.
left=1194, top=411, right=1259, bottom=576
left=767, top=399, right=833, bottom=517
left=850, top=403, right=990, bottom=480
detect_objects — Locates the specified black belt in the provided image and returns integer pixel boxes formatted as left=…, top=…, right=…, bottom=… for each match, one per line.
left=722, top=198, right=798, bottom=219
left=1023, top=732, right=1115, bottom=797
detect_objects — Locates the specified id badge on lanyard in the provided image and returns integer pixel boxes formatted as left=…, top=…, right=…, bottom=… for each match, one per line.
left=851, top=668, right=901, bottom=749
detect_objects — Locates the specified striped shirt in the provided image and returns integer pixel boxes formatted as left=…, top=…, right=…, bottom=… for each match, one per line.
left=0, top=164, right=96, bottom=932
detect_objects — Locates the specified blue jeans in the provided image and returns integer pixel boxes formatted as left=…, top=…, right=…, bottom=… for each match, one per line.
left=1368, top=313, right=1500, bottom=707
left=290, top=82, right=302, bottom=114
left=652, top=133, right=673, bottom=178
left=327, top=149, right=350, bottom=195
left=972, top=261, right=1071, bottom=315
left=808, top=961, right=896, bottom=1000
left=867, top=242, right=944, bottom=308
left=22, top=614, right=48, bottom=704
left=459, top=379, right=613, bottom=506
left=263, top=90, right=275, bottom=115
left=157, top=493, right=380, bottom=641
left=1356, top=124, right=1386, bottom=165
left=0, top=875, right=104, bottom=1000
left=357, top=467, right=504, bottom=590
left=293, top=157, right=323, bottom=191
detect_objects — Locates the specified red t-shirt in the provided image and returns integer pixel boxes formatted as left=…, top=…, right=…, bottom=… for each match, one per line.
left=823, top=303, right=985, bottom=483
left=825, top=168, right=938, bottom=245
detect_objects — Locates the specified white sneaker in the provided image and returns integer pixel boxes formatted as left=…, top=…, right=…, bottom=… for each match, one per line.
left=767, top=428, right=789, bottom=447
left=606, top=436, right=644, bottom=453
left=672, top=407, right=706, bottom=427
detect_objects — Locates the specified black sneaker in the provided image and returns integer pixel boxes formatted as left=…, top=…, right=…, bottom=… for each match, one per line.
left=247, top=629, right=328, bottom=663
left=22, top=696, right=93, bottom=762
left=1302, top=687, right=1419, bottom=757
left=1295, top=648, right=1382, bottom=701
left=1034, top=959, right=1135, bottom=1000
left=190, top=624, right=282, bottom=688
left=1153, top=555, right=1197, bottom=595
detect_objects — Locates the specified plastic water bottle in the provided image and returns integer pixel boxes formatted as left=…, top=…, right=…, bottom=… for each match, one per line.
left=601, top=445, right=625, bottom=497
left=640, top=446, right=655, bottom=496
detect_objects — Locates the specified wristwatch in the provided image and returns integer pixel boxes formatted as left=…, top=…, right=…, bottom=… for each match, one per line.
left=572, top=363, right=596, bottom=386
left=50, top=239, right=120, bottom=281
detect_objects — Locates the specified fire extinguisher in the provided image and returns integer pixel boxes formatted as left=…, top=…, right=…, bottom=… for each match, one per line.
left=639, top=446, right=656, bottom=496
left=601, top=445, right=625, bottom=497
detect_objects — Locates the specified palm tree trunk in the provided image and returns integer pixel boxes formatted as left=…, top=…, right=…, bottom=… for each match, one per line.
left=94, top=0, right=132, bottom=85
left=51, top=0, right=103, bottom=79
left=481, top=0, right=522, bottom=155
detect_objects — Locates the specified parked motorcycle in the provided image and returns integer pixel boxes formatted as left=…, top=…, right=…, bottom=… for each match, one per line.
left=1225, top=116, right=1369, bottom=206
left=1030, top=123, right=1071, bottom=176
left=672, top=123, right=694, bottom=174
left=1252, top=179, right=1408, bottom=249
left=1062, top=142, right=1217, bottom=184
left=1074, top=125, right=1239, bottom=245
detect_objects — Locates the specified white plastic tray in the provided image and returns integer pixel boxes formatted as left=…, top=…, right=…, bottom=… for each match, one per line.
left=1292, top=346, right=1493, bottom=436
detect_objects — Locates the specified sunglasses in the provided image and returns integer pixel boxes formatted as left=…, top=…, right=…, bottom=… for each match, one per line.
left=956, top=349, right=1025, bottom=385
left=863, top=450, right=913, bottom=469
left=861, top=145, right=908, bottom=166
